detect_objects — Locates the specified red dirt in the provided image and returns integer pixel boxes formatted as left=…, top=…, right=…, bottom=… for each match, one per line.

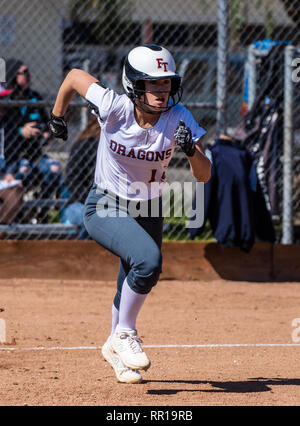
left=0, top=278, right=300, bottom=406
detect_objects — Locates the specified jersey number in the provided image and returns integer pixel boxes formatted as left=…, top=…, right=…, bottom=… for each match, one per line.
left=149, top=169, right=166, bottom=183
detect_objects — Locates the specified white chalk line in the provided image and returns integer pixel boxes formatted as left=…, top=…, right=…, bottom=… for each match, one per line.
left=0, top=343, right=299, bottom=352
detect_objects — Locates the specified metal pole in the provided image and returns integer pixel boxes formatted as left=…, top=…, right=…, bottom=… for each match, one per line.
left=216, top=0, right=229, bottom=136
left=282, top=45, right=295, bottom=244
left=248, top=44, right=257, bottom=111
left=80, top=59, right=90, bottom=131
left=0, top=100, right=87, bottom=108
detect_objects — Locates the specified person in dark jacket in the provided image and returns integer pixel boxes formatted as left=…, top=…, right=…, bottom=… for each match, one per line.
left=60, top=114, right=99, bottom=239
left=0, top=58, right=62, bottom=199
left=189, top=135, right=275, bottom=252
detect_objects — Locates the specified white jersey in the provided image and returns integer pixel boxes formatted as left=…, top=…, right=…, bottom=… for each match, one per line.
left=85, top=82, right=206, bottom=200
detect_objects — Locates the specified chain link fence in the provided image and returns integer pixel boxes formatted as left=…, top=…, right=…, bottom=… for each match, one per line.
left=290, top=46, right=300, bottom=243
left=0, top=0, right=299, bottom=242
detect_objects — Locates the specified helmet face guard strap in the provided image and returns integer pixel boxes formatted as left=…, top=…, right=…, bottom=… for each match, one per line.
left=132, top=79, right=182, bottom=114
left=122, top=45, right=182, bottom=114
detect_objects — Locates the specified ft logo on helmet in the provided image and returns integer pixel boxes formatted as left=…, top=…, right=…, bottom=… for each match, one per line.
left=156, top=58, right=168, bottom=72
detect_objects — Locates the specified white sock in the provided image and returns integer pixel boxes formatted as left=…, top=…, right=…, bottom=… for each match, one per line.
left=118, top=277, right=147, bottom=331
left=109, top=303, right=119, bottom=341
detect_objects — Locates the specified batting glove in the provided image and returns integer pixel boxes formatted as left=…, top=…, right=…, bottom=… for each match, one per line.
left=174, top=120, right=196, bottom=157
left=48, top=111, right=68, bottom=141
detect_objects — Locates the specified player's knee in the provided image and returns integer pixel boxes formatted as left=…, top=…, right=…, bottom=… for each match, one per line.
left=145, top=249, right=162, bottom=278
left=129, top=247, right=162, bottom=294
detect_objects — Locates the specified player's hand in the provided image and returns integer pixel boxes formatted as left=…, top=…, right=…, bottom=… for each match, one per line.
left=48, top=111, right=68, bottom=141
left=174, top=120, right=195, bottom=157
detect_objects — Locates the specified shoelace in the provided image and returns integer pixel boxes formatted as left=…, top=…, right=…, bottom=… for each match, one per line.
left=119, top=332, right=144, bottom=354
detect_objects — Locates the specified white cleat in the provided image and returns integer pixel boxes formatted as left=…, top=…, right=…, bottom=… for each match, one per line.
left=112, top=326, right=151, bottom=371
left=102, top=339, right=142, bottom=384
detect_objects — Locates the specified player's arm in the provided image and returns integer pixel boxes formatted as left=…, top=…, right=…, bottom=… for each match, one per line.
left=188, top=140, right=211, bottom=183
left=48, top=69, right=99, bottom=140
left=52, top=69, right=98, bottom=117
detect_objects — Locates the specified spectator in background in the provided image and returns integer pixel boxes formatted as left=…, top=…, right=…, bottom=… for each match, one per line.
left=0, top=184, right=24, bottom=228
left=0, top=70, right=24, bottom=231
left=0, top=58, right=63, bottom=201
left=60, top=114, right=99, bottom=239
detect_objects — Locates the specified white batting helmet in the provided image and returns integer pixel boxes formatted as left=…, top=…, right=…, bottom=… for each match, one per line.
left=122, top=44, right=182, bottom=112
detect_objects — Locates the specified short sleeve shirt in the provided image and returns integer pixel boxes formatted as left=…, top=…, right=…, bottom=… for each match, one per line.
left=85, top=82, right=206, bottom=200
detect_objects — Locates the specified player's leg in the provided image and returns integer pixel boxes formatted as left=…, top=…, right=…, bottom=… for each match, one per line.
left=104, top=210, right=164, bottom=335
left=84, top=213, right=161, bottom=370
left=84, top=187, right=163, bottom=298
left=84, top=187, right=163, bottom=372
left=113, top=259, right=129, bottom=324
left=112, top=216, right=163, bottom=371
left=114, top=215, right=163, bottom=328
left=102, top=279, right=142, bottom=383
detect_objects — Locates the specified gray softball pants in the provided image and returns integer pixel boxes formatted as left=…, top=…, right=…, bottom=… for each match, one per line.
left=83, top=184, right=163, bottom=310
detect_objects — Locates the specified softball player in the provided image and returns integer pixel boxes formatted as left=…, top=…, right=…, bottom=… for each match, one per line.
left=48, top=45, right=211, bottom=384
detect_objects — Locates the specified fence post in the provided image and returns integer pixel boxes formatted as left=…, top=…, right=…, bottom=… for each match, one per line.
left=282, top=45, right=295, bottom=244
left=216, top=0, right=229, bottom=136
left=80, top=59, right=90, bottom=131
left=142, top=17, right=153, bottom=44
left=248, top=44, right=257, bottom=110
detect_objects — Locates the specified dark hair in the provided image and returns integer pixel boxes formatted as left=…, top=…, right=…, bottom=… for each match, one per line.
left=5, top=58, right=24, bottom=89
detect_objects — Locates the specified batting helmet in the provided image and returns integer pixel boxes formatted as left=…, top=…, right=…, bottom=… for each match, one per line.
left=122, top=44, right=182, bottom=112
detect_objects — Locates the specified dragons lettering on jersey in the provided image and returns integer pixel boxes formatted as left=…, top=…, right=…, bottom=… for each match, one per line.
left=110, top=140, right=172, bottom=162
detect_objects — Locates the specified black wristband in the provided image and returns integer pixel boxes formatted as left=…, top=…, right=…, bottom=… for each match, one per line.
left=185, top=143, right=196, bottom=157
left=51, top=111, right=65, bottom=120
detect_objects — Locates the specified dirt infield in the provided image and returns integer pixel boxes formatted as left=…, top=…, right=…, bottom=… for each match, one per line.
left=0, top=277, right=300, bottom=406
